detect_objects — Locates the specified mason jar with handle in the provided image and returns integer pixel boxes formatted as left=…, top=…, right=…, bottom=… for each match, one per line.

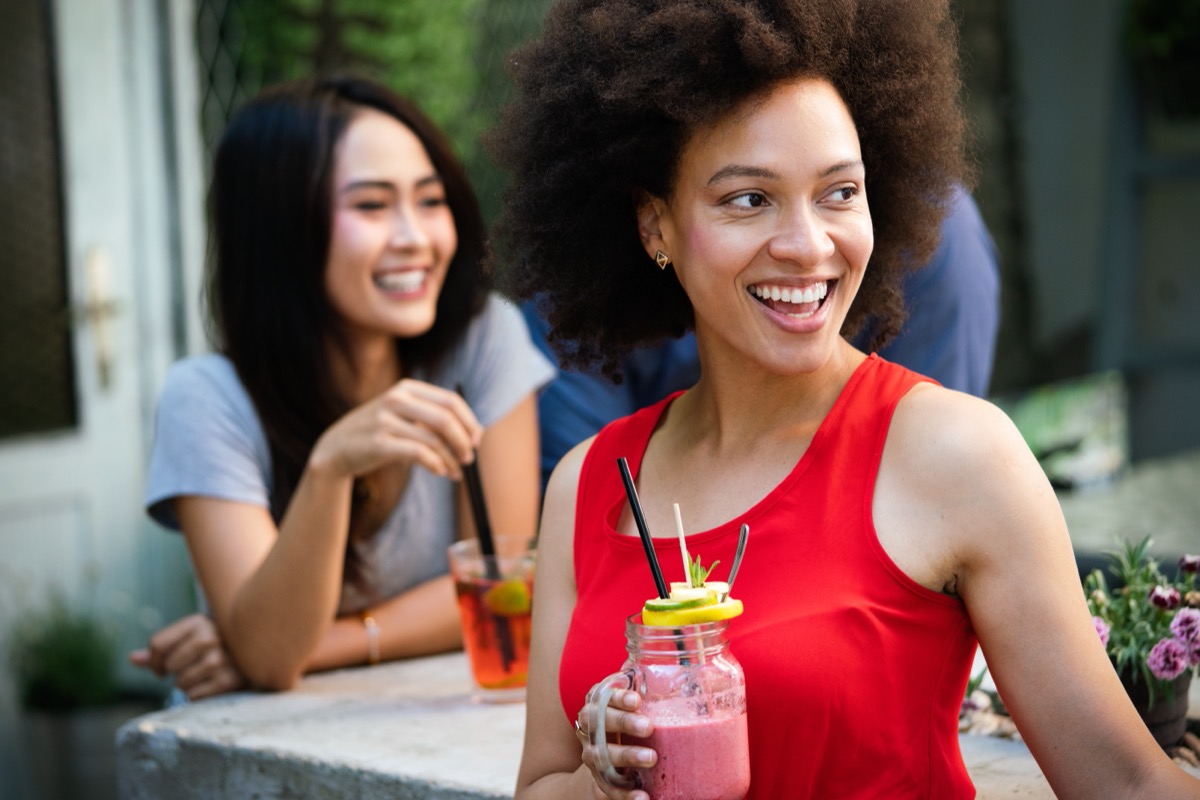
left=587, top=613, right=750, bottom=800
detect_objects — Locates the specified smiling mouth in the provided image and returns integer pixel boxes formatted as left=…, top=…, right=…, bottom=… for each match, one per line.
left=374, top=271, right=426, bottom=293
left=747, top=280, right=832, bottom=319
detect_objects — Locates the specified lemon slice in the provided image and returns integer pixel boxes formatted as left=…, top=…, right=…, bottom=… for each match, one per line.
left=482, top=579, right=531, bottom=616
left=642, top=598, right=744, bottom=627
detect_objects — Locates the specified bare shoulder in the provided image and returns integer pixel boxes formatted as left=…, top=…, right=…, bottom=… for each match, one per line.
left=542, top=435, right=594, bottom=526
left=875, top=384, right=1063, bottom=591
left=886, top=384, right=1039, bottom=495
left=536, top=435, right=596, bottom=574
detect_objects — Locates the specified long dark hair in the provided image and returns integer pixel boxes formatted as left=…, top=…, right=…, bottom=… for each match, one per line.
left=206, top=75, right=489, bottom=590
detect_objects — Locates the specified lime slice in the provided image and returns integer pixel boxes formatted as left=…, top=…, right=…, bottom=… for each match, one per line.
left=482, top=579, right=531, bottom=616
left=644, top=590, right=716, bottom=613
left=642, top=598, right=744, bottom=627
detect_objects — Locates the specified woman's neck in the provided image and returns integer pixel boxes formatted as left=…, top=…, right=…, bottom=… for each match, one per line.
left=672, top=338, right=865, bottom=455
left=327, top=334, right=402, bottom=405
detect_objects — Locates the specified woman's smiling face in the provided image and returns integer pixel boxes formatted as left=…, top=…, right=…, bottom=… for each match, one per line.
left=324, top=107, right=458, bottom=347
left=639, top=77, right=873, bottom=377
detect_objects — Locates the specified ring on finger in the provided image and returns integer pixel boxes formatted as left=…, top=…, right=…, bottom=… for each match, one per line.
left=574, top=718, right=589, bottom=746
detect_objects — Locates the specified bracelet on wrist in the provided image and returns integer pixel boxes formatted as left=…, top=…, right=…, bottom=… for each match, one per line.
left=360, top=610, right=381, bottom=666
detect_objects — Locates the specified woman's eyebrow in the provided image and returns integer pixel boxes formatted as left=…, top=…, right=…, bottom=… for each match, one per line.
left=707, top=164, right=780, bottom=185
left=819, top=158, right=864, bottom=178
left=340, top=174, right=443, bottom=194
left=706, top=159, right=865, bottom=186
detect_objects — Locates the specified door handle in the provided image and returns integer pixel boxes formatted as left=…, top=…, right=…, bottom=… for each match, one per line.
left=77, top=246, right=121, bottom=390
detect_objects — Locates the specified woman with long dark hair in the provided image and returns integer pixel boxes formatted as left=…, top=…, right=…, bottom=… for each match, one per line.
left=132, top=75, right=553, bottom=696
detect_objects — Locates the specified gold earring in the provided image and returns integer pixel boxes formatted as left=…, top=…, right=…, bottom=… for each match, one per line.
left=654, top=250, right=671, bottom=270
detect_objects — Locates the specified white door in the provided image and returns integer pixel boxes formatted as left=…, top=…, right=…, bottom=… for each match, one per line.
left=0, top=1, right=203, bottom=795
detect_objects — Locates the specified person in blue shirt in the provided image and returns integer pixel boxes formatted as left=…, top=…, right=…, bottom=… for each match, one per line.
left=524, top=184, right=1000, bottom=490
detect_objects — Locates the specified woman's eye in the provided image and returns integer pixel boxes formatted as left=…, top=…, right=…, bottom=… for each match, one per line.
left=828, top=186, right=858, bottom=202
left=729, top=192, right=767, bottom=209
left=354, top=200, right=387, bottom=211
left=419, top=195, right=448, bottom=209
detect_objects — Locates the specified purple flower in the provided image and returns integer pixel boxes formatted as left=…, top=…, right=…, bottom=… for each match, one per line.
left=1172, top=607, right=1200, bottom=645
left=1148, top=585, right=1181, bottom=610
left=1180, top=554, right=1200, bottom=574
left=1146, top=638, right=1189, bottom=680
left=1092, top=616, right=1110, bottom=648
left=1189, top=641, right=1200, bottom=668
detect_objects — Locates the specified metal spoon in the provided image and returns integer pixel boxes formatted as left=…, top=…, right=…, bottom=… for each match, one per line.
left=722, top=523, right=749, bottom=601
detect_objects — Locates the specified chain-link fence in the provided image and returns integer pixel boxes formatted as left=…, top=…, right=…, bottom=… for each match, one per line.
left=194, top=0, right=554, bottom=223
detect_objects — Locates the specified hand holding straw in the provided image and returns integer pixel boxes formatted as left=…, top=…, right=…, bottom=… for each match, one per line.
left=616, top=457, right=669, bottom=598
left=456, top=385, right=515, bottom=671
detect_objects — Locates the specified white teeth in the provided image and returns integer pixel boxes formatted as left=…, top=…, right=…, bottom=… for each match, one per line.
left=752, top=281, right=827, bottom=304
left=375, top=271, right=425, bottom=293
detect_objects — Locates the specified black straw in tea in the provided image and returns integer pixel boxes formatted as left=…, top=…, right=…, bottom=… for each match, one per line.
left=456, top=384, right=515, bottom=672
left=617, top=457, right=669, bottom=599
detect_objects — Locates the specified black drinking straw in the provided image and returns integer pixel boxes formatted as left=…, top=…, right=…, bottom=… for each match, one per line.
left=617, top=457, right=670, bottom=599
left=457, top=385, right=515, bottom=672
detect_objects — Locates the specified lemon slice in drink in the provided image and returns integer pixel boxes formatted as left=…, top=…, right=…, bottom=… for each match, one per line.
left=642, top=598, right=744, bottom=627
left=483, top=579, right=531, bottom=616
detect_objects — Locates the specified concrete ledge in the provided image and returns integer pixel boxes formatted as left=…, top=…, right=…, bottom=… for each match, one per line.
left=117, top=651, right=1070, bottom=800
left=117, top=653, right=522, bottom=800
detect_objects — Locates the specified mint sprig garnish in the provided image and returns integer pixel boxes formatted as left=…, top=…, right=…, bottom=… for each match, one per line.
left=687, top=554, right=720, bottom=588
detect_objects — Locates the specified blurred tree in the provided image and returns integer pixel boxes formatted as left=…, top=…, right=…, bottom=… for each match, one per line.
left=197, top=0, right=560, bottom=223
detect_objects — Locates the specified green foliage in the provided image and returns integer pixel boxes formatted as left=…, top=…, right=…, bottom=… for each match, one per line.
left=7, top=593, right=118, bottom=711
left=237, top=0, right=486, bottom=181
left=1127, top=0, right=1200, bottom=60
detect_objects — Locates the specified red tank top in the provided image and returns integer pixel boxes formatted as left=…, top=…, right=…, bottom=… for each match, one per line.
left=559, top=355, right=977, bottom=799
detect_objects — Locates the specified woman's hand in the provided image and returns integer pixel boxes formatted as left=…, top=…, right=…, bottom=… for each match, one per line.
left=577, top=686, right=657, bottom=800
left=129, top=613, right=246, bottom=700
left=310, top=379, right=483, bottom=481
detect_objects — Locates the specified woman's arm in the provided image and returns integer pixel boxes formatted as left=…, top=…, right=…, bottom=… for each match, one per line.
left=880, top=390, right=1199, bottom=799
left=179, top=380, right=483, bottom=690
left=515, top=440, right=599, bottom=799
left=307, top=392, right=547, bottom=671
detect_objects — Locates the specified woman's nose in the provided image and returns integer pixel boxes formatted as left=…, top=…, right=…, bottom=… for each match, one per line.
left=767, top=205, right=836, bottom=266
left=389, top=205, right=430, bottom=248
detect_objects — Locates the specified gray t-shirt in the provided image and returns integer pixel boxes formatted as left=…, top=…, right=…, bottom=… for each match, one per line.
left=144, top=294, right=555, bottom=613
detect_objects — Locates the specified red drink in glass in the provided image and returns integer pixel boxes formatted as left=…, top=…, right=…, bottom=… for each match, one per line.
left=448, top=536, right=535, bottom=702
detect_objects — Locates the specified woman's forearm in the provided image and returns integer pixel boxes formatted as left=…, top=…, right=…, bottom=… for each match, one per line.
left=516, top=764, right=597, bottom=800
left=225, top=461, right=354, bottom=689
left=306, top=574, right=463, bottom=672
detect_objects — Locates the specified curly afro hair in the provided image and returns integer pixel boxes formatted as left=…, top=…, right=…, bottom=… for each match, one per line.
left=488, top=0, right=970, bottom=378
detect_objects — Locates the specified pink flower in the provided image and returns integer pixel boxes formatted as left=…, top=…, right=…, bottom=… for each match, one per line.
left=1092, top=616, right=1110, bottom=648
left=1171, top=607, right=1200, bottom=645
left=1146, top=638, right=1189, bottom=680
left=1180, top=554, right=1200, bottom=574
left=1148, top=585, right=1181, bottom=610
left=1189, top=642, right=1200, bottom=668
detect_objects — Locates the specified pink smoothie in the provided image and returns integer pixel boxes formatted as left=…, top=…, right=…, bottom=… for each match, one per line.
left=641, top=713, right=750, bottom=800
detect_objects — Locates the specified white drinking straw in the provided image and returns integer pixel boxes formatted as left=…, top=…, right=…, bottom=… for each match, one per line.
left=673, top=502, right=693, bottom=587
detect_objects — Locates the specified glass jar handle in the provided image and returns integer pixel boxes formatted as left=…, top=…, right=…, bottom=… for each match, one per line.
left=586, top=668, right=639, bottom=790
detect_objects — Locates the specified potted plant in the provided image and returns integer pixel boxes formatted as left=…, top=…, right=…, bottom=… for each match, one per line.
left=1085, top=536, right=1200, bottom=747
left=6, top=592, right=160, bottom=800
left=8, top=592, right=119, bottom=711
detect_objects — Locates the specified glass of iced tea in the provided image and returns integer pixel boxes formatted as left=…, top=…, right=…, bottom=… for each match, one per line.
left=447, top=535, right=535, bottom=703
